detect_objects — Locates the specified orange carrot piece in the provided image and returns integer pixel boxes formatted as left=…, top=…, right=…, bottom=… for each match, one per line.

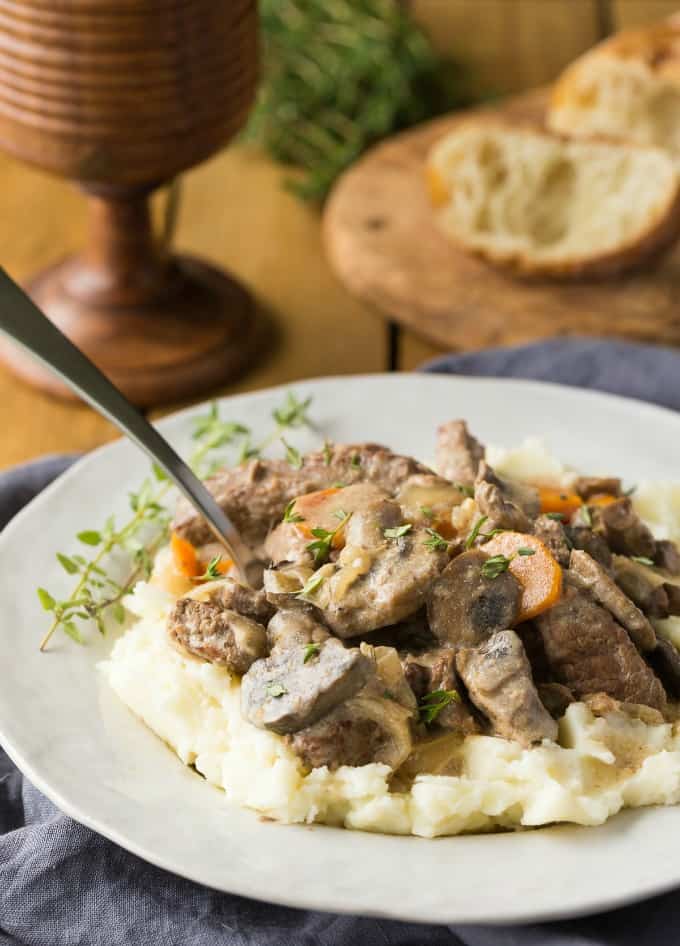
left=482, top=531, right=563, bottom=622
left=171, top=532, right=200, bottom=578
left=538, top=487, right=583, bottom=518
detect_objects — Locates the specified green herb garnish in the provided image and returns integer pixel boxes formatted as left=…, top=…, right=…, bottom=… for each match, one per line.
left=297, top=572, right=326, bottom=599
left=581, top=505, right=593, bottom=527
left=631, top=556, right=655, bottom=567
left=384, top=523, right=413, bottom=540
left=266, top=682, right=288, bottom=698
left=38, top=393, right=312, bottom=652
left=306, top=512, right=351, bottom=565
left=481, top=554, right=512, bottom=579
left=282, top=438, right=303, bottom=470
left=350, top=453, right=361, bottom=470
left=424, top=528, right=449, bottom=551
left=419, top=688, right=461, bottom=724
left=546, top=512, right=565, bottom=521
left=191, top=556, right=226, bottom=582
left=453, top=482, right=475, bottom=498
left=517, top=547, right=536, bottom=557
left=323, top=440, right=333, bottom=466
left=420, top=506, right=434, bottom=519
left=465, top=516, right=503, bottom=550
left=283, top=499, right=304, bottom=524
left=303, top=643, right=321, bottom=663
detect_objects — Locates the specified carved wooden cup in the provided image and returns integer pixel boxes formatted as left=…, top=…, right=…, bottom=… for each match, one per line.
left=0, top=0, right=260, bottom=406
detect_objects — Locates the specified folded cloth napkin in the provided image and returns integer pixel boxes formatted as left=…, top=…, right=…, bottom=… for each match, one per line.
left=3, top=338, right=680, bottom=946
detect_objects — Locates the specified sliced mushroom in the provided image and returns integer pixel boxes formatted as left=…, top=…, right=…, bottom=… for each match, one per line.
left=456, top=630, right=558, bottom=746
left=569, top=549, right=657, bottom=651
left=311, top=501, right=449, bottom=638
left=266, top=610, right=330, bottom=652
left=427, top=549, right=521, bottom=648
left=241, top=639, right=371, bottom=734
left=186, top=577, right=274, bottom=625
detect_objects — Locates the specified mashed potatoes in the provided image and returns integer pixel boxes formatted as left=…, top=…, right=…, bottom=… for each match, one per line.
left=100, top=440, right=680, bottom=838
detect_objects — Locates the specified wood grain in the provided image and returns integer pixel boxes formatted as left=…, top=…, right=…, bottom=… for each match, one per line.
left=324, top=88, right=680, bottom=355
left=412, top=0, right=603, bottom=92
left=612, top=1, right=680, bottom=28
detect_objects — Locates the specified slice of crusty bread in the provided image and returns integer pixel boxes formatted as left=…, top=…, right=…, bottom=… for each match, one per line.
left=548, top=21, right=680, bottom=153
left=426, top=122, right=680, bottom=278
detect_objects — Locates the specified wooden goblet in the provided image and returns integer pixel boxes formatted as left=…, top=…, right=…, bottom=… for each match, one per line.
left=0, top=0, right=261, bottom=406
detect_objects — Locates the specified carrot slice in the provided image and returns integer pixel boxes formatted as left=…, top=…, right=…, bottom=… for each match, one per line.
left=170, top=532, right=200, bottom=578
left=481, top=531, right=563, bottom=622
left=538, top=487, right=583, bottom=518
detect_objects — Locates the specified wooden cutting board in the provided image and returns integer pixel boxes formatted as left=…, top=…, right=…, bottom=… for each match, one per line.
left=323, top=89, right=680, bottom=351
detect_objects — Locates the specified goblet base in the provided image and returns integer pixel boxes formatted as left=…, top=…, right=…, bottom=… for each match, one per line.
left=0, top=254, right=262, bottom=408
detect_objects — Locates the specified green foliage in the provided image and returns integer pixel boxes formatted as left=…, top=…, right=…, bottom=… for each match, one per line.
left=247, top=0, right=471, bottom=200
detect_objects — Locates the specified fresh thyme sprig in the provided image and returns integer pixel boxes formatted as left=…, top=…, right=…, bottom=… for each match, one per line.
left=419, top=688, right=461, bottom=725
left=306, top=511, right=352, bottom=565
left=38, top=392, right=313, bottom=651
left=480, top=548, right=535, bottom=580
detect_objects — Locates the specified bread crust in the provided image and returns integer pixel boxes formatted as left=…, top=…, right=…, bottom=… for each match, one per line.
left=427, top=122, right=680, bottom=280
left=552, top=22, right=680, bottom=107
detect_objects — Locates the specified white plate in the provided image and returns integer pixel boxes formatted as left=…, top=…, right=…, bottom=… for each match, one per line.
left=2, top=374, right=680, bottom=926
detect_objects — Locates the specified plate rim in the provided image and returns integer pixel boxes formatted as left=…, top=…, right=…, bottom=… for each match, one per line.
left=3, top=371, right=680, bottom=926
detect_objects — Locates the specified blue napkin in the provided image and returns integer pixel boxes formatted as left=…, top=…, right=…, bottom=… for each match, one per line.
left=3, top=338, right=680, bottom=946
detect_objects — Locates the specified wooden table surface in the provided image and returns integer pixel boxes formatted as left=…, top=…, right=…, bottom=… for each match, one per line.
left=0, top=0, right=676, bottom=470
left=0, top=144, right=442, bottom=469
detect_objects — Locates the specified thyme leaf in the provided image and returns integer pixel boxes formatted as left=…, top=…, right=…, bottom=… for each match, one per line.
left=419, top=688, right=461, bottom=724
left=384, top=523, right=412, bottom=540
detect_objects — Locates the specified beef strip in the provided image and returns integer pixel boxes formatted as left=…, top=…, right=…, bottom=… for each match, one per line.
left=266, top=610, right=330, bottom=652
left=456, top=630, right=558, bottom=746
left=588, top=497, right=656, bottom=559
left=569, top=549, right=657, bottom=651
left=427, top=549, right=521, bottom=648
left=515, top=621, right=550, bottom=683
left=647, top=638, right=680, bottom=700
left=574, top=476, right=622, bottom=500
left=612, top=556, right=670, bottom=618
left=567, top=525, right=612, bottom=569
left=310, top=500, right=449, bottom=637
left=655, top=539, right=680, bottom=576
left=168, top=597, right=268, bottom=674
left=402, top=648, right=479, bottom=734
left=533, top=514, right=571, bottom=567
left=241, top=639, right=372, bottom=734
left=474, top=461, right=539, bottom=533
left=537, top=682, right=574, bottom=719
left=172, top=443, right=430, bottom=549
left=435, top=420, right=484, bottom=486
left=535, top=585, right=667, bottom=711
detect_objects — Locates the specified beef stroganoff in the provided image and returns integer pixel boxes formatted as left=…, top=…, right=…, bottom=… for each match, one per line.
left=102, top=424, right=680, bottom=836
